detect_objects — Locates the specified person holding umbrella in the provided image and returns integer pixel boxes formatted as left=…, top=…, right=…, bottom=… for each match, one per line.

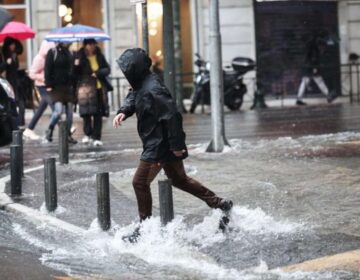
left=44, top=42, right=77, bottom=144
left=74, top=38, right=111, bottom=146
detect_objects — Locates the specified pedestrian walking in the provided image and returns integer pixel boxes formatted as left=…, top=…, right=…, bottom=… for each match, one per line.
left=23, top=40, right=55, bottom=140
left=113, top=48, right=233, bottom=242
left=296, top=31, right=336, bottom=106
left=74, top=39, right=111, bottom=147
left=2, top=37, right=24, bottom=126
left=44, top=42, right=77, bottom=144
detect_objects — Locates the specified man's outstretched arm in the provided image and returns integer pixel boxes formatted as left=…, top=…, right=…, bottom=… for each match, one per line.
left=113, top=89, right=136, bottom=128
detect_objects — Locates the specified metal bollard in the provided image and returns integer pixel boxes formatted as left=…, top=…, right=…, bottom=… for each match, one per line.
left=12, top=130, right=23, bottom=176
left=59, top=121, right=69, bottom=164
left=44, top=158, right=57, bottom=212
left=10, top=145, right=22, bottom=195
left=158, top=179, right=174, bottom=225
left=97, top=173, right=111, bottom=231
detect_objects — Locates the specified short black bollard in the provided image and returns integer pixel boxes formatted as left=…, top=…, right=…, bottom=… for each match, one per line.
left=12, top=130, right=23, bottom=176
left=10, top=145, right=22, bottom=195
left=44, top=158, right=57, bottom=212
left=158, top=180, right=174, bottom=225
left=97, top=173, right=111, bottom=231
left=59, top=121, right=69, bottom=164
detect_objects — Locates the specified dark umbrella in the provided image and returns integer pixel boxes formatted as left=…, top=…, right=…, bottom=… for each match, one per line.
left=0, top=8, right=13, bottom=31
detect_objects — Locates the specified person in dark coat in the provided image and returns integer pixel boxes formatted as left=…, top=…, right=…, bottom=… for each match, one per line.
left=2, top=37, right=24, bottom=126
left=74, top=39, right=111, bottom=146
left=44, top=42, right=77, bottom=143
left=0, top=70, right=18, bottom=146
left=296, top=31, right=335, bottom=105
left=113, top=48, right=233, bottom=242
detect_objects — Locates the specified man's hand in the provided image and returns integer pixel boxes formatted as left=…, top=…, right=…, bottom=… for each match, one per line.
left=113, top=113, right=126, bottom=128
left=46, top=87, right=53, bottom=92
left=173, top=149, right=186, bottom=157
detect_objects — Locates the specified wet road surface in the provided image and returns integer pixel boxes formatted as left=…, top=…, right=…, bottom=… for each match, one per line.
left=1, top=103, right=360, bottom=279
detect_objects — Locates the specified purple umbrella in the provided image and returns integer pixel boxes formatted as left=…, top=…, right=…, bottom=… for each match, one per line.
left=45, top=24, right=110, bottom=43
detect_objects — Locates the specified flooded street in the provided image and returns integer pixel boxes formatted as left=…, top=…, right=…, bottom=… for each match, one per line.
left=2, top=130, right=360, bottom=279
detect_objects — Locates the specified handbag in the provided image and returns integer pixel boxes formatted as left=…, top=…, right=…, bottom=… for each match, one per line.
left=76, top=78, right=97, bottom=106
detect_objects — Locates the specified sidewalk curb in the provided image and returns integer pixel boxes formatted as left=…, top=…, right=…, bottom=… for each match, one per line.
left=0, top=161, right=93, bottom=236
left=281, top=249, right=360, bottom=272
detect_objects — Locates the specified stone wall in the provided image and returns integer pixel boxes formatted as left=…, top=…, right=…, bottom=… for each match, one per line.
left=30, top=0, right=59, bottom=55
left=108, top=0, right=137, bottom=76
left=339, top=0, right=360, bottom=63
left=199, top=0, right=256, bottom=65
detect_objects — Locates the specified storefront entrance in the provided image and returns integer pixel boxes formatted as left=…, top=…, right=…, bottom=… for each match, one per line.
left=254, top=1, right=341, bottom=97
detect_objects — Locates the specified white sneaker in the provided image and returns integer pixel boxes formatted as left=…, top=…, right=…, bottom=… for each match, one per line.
left=70, top=126, right=77, bottom=135
left=93, top=140, right=103, bottom=147
left=82, top=136, right=91, bottom=144
left=23, top=128, right=41, bottom=140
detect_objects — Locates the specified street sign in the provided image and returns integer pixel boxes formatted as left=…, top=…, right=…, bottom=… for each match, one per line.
left=129, top=0, right=146, bottom=5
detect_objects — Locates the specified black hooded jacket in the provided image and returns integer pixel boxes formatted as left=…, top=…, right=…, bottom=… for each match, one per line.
left=117, top=48, right=187, bottom=163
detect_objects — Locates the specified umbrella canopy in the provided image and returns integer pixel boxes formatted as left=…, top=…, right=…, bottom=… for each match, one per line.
left=45, top=24, right=110, bottom=43
left=0, top=8, right=13, bottom=31
left=0, top=21, right=35, bottom=41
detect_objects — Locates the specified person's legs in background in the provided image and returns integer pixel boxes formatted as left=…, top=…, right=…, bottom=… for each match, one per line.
left=45, top=102, right=63, bottom=142
left=82, top=115, right=93, bottom=144
left=65, top=102, right=77, bottom=144
left=296, top=76, right=310, bottom=105
left=24, top=86, right=53, bottom=140
left=92, top=113, right=103, bottom=146
left=313, top=75, right=335, bottom=103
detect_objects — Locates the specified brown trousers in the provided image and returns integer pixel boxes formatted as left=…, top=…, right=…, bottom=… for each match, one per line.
left=132, top=160, right=222, bottom=221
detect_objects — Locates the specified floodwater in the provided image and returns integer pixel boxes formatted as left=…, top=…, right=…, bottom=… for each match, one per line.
left=2, top=132, right=360, bottom=279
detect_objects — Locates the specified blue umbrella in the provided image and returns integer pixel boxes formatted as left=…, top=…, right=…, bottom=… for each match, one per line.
left=45, top=24, right=110, bottom=42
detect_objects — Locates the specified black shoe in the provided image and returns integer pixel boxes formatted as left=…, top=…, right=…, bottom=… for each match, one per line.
left=327, top=94, right=337, bottom=103
left=218, top=199, right=233, bottom=232
left=45, top=129, right=53, bottom=142
left=219, top=199, right=233, bottom=213
left=296, top=100, right=307, bottom=106
left=122, top=227, right=141, bottom=243
left=219, top=216, right=230, bottom=232
left=68, top=136, right=78, bottom=144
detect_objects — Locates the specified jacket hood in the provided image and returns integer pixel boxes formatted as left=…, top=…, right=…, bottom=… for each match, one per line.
left=38, top=40, right=55, bottom=57
left=117, top=48, right=152, bottom=89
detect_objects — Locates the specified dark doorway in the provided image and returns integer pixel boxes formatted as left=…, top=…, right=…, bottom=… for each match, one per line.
left=254, top=1, right=341, bottom=97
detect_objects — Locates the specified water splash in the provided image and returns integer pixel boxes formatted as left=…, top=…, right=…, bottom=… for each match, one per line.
left=39, top=202, right=67, bottom=215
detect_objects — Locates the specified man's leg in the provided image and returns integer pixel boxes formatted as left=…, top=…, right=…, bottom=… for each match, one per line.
left=296, top=77, right=310, bottom=105
left=92, top=113, right=103, bottom=140
left=132, top=160, right=162, bottom=221
left=313, top=75, right=329, bottom=96
left=82, top=115, right=92, bottom=137
left=27, top=87, right=49, bottom=130
left=163, top=160, right=224, bottom=208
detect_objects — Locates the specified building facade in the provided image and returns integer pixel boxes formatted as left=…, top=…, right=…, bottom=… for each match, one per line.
left=1, top=0, right=359, bottom=96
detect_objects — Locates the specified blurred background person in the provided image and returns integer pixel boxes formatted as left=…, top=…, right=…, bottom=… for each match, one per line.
left=2, top=37, right=24, bottom=126
left=74, top=38, right=111, bottom=147
left=44, top=42, right=77, bottom=144
left=23, top=40, right=55, bottom=140
left=296, top=31, right=336, bottom=106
